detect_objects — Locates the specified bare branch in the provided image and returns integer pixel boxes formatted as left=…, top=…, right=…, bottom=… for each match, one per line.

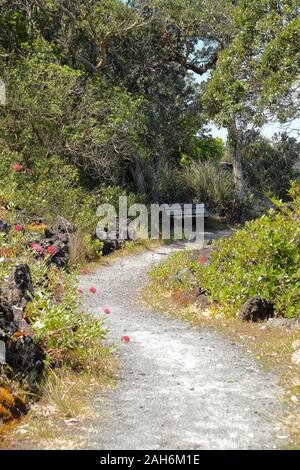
left=171, top=53, right=218, bottom=75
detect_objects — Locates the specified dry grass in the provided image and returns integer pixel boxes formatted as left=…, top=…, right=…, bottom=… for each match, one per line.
left=84, top=238, right=166, bottom=272
left=44, top=371, right=85, bottom=418
left=68, top=230, right=87, bottom=267
left=142, top=283, right=300, bottom=448
left=0, top=340, right=117, bottom=450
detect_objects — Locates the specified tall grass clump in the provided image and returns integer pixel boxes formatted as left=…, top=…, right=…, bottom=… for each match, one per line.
left=182, top=161, right=242, bottom=219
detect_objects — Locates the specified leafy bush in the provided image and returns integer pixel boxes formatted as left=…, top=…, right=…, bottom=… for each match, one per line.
left=0, top=216, right=106, bottom=369
left=97, top=185, right=142, bottom=209
left=29, top=271, right=106, bottom=369
left=0, top=55, right=147, bottom=190
left=84, top=235, right=103, bottom=261
left=241, top=133, right=300, bottom=198
left=197, top=182, right=300, bottom=318
left=0, top=148, right=99, bottom=232
left=149, top=250, right=197, bottom=293
left=150, top=182, right=300, bottom=318
left=186, top=135, right=225, bottom=162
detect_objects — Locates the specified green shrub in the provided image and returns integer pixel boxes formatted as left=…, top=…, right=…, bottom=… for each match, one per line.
left=84, top=234, right=103, bottom=260
left=97, top=185, right=141, bottom=209
left=241, top=133, right=300, bottom=198
left=149, top=182, right=300, bottom=318
left=30, top=271, right=106, bottom=368
left=149, top=250, right=197, bottom=293
left=197, top=182, right=300, bottom=317
left=0, top=216, right=106, bottom=368
left=186, top=135, right=225, bottom=162
left=0, top=148, right=99, bottom=232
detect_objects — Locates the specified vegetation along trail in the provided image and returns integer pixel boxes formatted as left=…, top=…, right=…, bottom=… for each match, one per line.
left=78, top=231, right=288, bottom=450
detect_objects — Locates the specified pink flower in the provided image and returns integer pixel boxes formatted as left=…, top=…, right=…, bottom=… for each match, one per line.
left=103, top=308, right=110, bottom=314
left=81, top=268, right=89, bottom=275
left=31, top=243, right=43, bottom=253
left=15, top=224, right=24, bottom=232
left=89, top=286, right=96, bottom=294
left=47, top=245, right=57, bottom=255
left=55, top=283, right=63, bottom=294
left=198, top=256, right=207, bottom=265
left=12, top=162, right=23, bottom=172
left=121, top=335, right=130, bottom=343
left=77, top=287, right=83, bottom=294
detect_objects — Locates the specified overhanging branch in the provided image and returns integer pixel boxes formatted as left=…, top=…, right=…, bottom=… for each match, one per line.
left=171, top=53, right=218, bottom=75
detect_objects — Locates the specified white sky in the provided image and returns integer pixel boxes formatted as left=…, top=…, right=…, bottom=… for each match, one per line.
left=207, top=120, right=300, bottom=142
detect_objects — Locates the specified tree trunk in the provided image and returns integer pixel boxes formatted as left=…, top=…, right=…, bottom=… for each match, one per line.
left=227, top=121, right=245, bottom=199
left=130, top=158, right=147, bottom=194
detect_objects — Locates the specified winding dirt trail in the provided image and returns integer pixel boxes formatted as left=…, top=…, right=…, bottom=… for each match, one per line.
left=78, top=231, right=287, bottom=450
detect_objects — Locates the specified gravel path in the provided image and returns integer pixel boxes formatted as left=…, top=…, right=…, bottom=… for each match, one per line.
left=78, top=232, right=287, bottom=450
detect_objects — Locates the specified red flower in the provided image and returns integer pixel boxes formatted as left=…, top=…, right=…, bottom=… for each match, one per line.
left=12, top=162, right=23, bottom=172
left=47, top=245, right=57, bottom=255
left=77, top=287, right=83, bottom=294
left=15, top=224, right=24, bottom=232
left=55, top=283, right=63, bottom=296
left=103, top=308, right=110, bottom=314
left=121, top=335, right=130, bottom=343
left=81, top=268, right=89, bottom=275
left=89, top=286, right=96, bottom=294
left=198, top=256, right=207, bottom=265
left=31, top=243, right=43, bottom=253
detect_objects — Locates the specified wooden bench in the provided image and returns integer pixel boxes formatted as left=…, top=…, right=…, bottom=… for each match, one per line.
left=164, top=203, right=209, bottom=220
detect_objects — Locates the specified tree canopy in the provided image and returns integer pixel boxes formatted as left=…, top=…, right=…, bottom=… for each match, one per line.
left=0, top=0, right=299, bottom=208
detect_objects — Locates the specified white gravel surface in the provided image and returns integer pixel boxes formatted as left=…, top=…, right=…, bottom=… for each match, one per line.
left=78, top=233, right=287, bottom=450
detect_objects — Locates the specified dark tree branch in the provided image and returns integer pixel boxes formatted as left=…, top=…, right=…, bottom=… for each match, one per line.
left=162, top=28, right=221, bottom=75
left=170, top=53, right=219, bottom=75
